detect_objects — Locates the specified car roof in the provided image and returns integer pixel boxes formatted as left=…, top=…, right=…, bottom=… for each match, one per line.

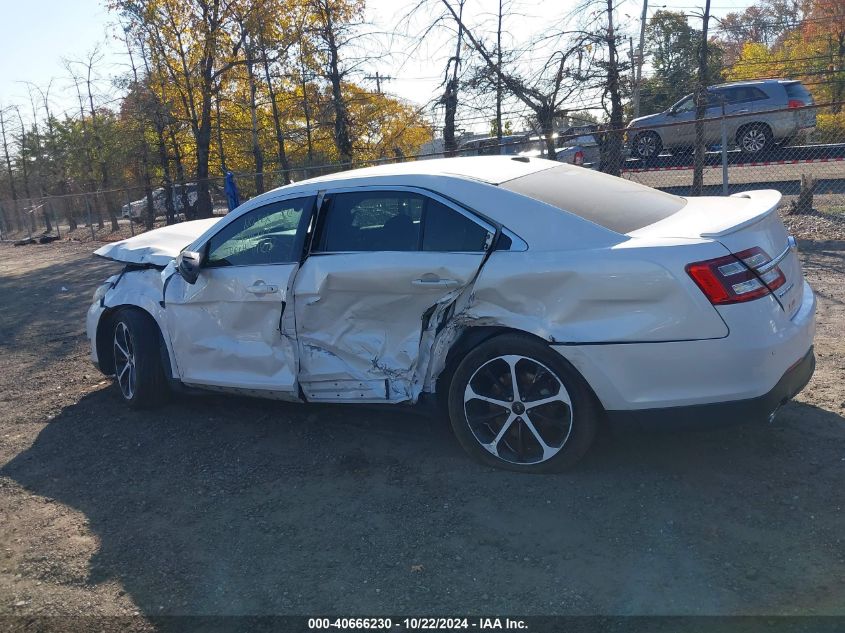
left=711, top=78, right=800, bottom=89
left=294, top=156, right=556, bottom=187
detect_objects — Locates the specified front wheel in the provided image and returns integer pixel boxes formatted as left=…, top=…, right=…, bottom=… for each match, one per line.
left=112, top=309, right=169, bottom=408
left=447, top=334, right=599, bottom=473
left=631, top=131, right=662, bottom=160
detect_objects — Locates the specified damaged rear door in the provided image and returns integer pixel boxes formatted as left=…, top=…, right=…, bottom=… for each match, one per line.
left=294, top=187, right=493, bottom=402
left=164, top=195, right=313, bottom=396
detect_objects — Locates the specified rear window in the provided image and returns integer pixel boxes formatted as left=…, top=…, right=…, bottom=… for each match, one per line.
left=783, top=82, right=813, bottom=102
left=500, top=165, right=687, bottom=234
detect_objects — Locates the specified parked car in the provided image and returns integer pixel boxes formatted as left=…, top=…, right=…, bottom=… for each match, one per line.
left=89, top=157, right=815, bottom=472
left=121, top=183, right=199, bottom=221
left=626, top=79, right=816, bottom=160
left=555, top=125, right=601, bottom=168
left=459, top=134, right=531, bottom=156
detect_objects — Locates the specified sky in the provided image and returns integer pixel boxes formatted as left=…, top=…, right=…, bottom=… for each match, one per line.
left=0, top=0, right=757, bottom=132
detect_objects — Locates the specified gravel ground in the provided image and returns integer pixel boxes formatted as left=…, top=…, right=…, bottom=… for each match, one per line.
left=0, top=222, right=843, bottom=624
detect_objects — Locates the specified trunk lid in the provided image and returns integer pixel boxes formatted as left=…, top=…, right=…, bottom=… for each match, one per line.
left=629, top=190, right=804, bottom=317
left=94, top=218, right=222, bottom=267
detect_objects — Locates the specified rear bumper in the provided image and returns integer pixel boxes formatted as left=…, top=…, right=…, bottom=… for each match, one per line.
left=605, top=346, right=815, bottom=431
left=556, top=281, right=815, bottom=421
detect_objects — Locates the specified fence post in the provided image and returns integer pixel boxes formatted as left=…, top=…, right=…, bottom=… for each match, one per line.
left=51, top=199, right=61, bottom=239
left=125, top=189, right=134, bottom=237
left=720, top=99, right=729, bottom=196
left=84, top=194, right=96, bottom=241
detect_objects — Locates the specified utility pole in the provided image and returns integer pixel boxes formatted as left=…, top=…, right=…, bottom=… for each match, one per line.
left=496, top=0, right=503, bottom=149
left=692, top=0, right=712, bottom=195
left=633, top=0, right=648, bottom=119
left=364, top=71, right=393, bottom=94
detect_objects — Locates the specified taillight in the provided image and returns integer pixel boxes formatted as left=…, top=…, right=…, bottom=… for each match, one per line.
left=574, top=150, right=584, bottom=166
left=686, top=247, right=785, bottom=305
left=788, top=99, right=805, bottom=109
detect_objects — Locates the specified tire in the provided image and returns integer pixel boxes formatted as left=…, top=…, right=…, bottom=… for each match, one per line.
left=631, top=131, right=662, bottom=160
left=447, top=333, right=599, bottom=473
left=111, top=308, right=169, bottom=408
left=737, top=123, right=772, bottom=155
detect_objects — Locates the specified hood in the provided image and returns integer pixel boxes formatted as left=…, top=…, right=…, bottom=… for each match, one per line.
left=627, top=111, right=667, bottom=128
left=94, top=218, right=222, bottom=267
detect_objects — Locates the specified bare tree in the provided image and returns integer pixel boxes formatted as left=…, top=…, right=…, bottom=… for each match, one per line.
left=23, top=84, right=52, bottom=232
left=120, top=0, right=251, bottom=218
left=310, top=0, right=357, bottom=166
left=441, top=0, right=589, bottom=158
left=260, top=27, right=297, bottom=184
left=80, top=49, right=120, bottom=231
left=32, top=82, right=77, bottom=231
left=600, top=0, right=625, bottom=176
left=440, top=0, right=465, bottom=157
left=123, top=32, right=157, bottom=230
left=66, top=58, right=104, bottom=229
left=0, top=107, right=22, bottom=232
left=135, top=36, right=177, bottom=224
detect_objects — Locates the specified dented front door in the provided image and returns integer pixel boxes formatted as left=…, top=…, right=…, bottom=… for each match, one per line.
left=164, top=196, right=313, bottom=395
left=293, top=188, right=492, bottom=403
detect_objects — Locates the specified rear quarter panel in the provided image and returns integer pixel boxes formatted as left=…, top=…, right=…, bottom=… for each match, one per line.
left=457, top=237, right=731, bottom=344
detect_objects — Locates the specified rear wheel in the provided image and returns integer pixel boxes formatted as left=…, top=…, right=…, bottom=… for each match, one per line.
left=112, top=309, right=169, bottom=408
left=631, top=131, right=662, bottom=161
left=447, top=334, right=598, bottom=473
left=737, top=123, right=772, bottom=155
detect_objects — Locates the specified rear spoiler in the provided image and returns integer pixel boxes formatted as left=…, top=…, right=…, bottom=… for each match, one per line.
left=699, top=190, right=782, bottom=238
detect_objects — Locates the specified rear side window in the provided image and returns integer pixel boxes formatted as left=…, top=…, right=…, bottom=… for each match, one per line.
left=783, top=82, right=813, bottom=102
left=422, top=199, right=489, bottom=252
left=316, top=191, right=423, bottom=252
left=720, top=86, right=769, bottom=103
left=500, top=165, right=687, bottom=234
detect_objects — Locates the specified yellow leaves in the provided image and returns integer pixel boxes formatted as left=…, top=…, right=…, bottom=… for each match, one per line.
left=722, top=43, right=781, bottom=82
left=722, top=1, right=844, bottom=106
left=815, top=112, right=845, bottom=143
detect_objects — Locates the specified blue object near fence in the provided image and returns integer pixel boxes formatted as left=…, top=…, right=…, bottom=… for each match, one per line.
left=224, top=171, right=240, bottom=211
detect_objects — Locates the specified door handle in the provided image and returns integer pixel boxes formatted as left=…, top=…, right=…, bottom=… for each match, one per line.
left=412, top=277, right=459, bottom=288
left=247, top=282, right=279, bottom=294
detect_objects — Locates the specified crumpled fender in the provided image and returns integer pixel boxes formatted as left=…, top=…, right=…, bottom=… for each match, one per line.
left=100, top=266, right=179, bottom=378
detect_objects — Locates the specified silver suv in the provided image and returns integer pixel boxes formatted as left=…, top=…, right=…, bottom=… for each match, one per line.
left=626, top=79, right=816, bottom=160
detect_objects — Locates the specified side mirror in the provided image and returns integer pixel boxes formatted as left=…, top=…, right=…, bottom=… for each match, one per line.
left=176, top=250, right=202, bottom=285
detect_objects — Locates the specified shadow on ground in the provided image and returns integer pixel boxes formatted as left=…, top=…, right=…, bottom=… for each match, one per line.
left=2, top=386, right=844, bottom=618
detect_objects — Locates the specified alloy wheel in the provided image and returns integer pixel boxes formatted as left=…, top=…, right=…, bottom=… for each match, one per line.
left=113, top=321, right=136, bottom=400
left=463, top=354, right=573, bottom=465
left=635, top=133, right=658, bottom=158
left=741, top=128, right=767, bottom=153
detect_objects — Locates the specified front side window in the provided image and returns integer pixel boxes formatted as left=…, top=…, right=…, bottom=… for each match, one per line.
left=313, top=191, right=490, bottom=253
left=206, top=197, right=310, bottom=267
left=673, top=96, right=695, bottom=113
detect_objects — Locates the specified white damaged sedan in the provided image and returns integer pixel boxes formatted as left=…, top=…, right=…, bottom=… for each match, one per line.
left=87, top=157, right=815, bottom=472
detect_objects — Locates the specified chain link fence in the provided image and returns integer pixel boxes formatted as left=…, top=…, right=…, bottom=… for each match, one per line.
left=1, top=102, right=843, bottom=244
left=619, top=101, right=845, bottom=216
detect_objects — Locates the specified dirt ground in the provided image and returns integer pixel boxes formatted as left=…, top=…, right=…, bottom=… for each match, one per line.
left=0, top=211, right=843, bottom=625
